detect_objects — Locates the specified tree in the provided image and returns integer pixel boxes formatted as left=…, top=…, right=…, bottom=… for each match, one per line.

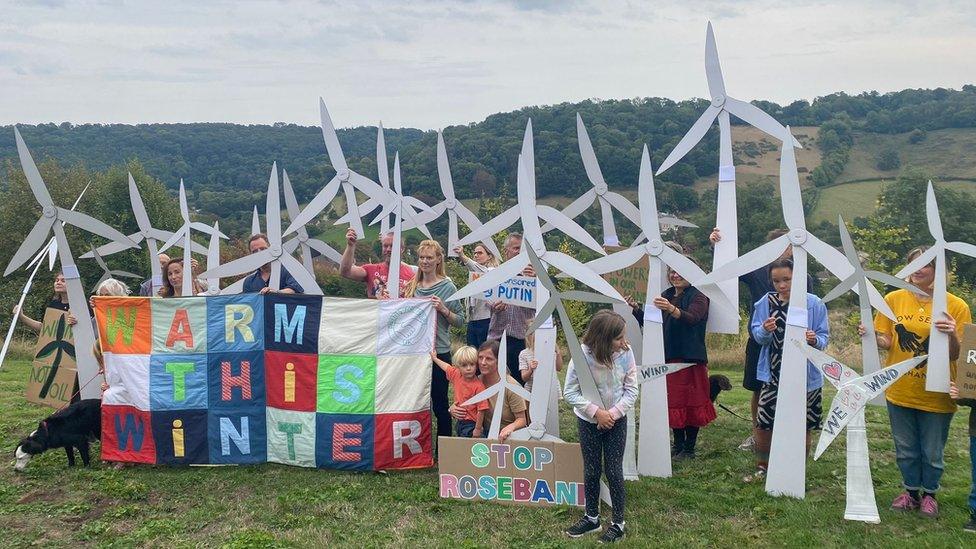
left=875, top=147, right=901, bottom=171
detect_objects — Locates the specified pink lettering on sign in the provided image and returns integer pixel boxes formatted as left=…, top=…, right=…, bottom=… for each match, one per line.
left=332, top=423, right=362, bottom=461
left=166, top=309, right=194, bottom=349
left=221, top=361, right=252, bottom=401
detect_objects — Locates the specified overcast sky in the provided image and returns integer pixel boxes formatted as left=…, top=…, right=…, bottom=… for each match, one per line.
left=1, top=0, right=973, bottom=129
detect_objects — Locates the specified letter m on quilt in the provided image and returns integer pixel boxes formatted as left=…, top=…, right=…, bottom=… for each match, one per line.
left=93, top=294, right=436, bottom=470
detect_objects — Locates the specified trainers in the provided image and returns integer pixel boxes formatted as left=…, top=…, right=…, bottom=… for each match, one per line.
left=565, top=515, right=601, bottom=537
left=964, top=509, right=976, bottom=533
left=738, top=435, right=755, bottom=451
left=919, top=494, right=939, bottom=518
left=598, top=523, right=625, bottom=544
left=890, top=492, right=919, bottom=512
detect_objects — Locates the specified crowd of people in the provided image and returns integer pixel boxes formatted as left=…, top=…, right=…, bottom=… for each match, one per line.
left=13, top=226, right=976, bottom=541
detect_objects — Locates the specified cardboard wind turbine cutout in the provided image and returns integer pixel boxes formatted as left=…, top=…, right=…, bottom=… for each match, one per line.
left=87, top=246, right=141, bottom=291
left=368, top=152, right=435, bottom=238
left=696, top=130, right=864, bottom=498
left=251, top=206, right=262, bottom=236
left=893, top=181, right=976, bottom=393
left=82, top=173, right=206, bottom=297
left=656, top=23, right=801, bottom=334
left=820, top=216, right=922, bottom=522
left=282, top=170, right=342, bottom=268
left=285, top=99, right=387, bottom=240
left=412, top=131, right=500, bottom=258
left=792, top=341, right=927, bottom=522
left=201, top=163, right=322, bottom=295
left=3, top=128, right=138, bottom=397
left=204, top=221, right=225, bottom=296
left=158, top=180, right=227, bottom=296
left=0, top=183, right=90, bottom=370
left=581, top=146, right=735, bottom=477
left=540, top=114, right=642, bottom=247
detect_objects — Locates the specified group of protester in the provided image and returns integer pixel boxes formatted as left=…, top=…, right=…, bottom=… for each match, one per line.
left=13, top=225, right=976, bottom=541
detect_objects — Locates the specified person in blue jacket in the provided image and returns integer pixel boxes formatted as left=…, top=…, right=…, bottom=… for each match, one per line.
left=743, top=257, right=829, bottom=483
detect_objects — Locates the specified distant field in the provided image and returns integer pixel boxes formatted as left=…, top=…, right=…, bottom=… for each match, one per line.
left=811, top=179, right=976, bottom=224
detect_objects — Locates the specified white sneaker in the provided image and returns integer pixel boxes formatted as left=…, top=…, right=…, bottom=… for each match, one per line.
left=738, top=435, right=755, bottom=451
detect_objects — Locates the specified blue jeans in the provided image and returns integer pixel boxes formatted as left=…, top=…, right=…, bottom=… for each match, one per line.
left=887, top=402, right=953, bottom=493
left=970, top=436, right=976, bottom=511
left=466, top=318, right=490, bottom=349
left=456, top=420, right=476, bottom=438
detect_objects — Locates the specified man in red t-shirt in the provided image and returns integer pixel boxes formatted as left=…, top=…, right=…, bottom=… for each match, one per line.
left=340, top=228, right=417, bottom=298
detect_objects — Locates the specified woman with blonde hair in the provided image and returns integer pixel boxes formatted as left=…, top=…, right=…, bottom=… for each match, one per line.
left=404, top=240, right=466, bottom=441
left=454, top=243, right=499, bottom=348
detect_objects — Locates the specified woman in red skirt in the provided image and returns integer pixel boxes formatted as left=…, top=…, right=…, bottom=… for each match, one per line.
left=627, top=265, right=715, bottom=459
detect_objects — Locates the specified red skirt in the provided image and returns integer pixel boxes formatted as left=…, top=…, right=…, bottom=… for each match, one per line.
left=666, top=361, right=716, bottom=428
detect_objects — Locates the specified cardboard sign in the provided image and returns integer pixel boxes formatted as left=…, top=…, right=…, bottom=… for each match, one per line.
left=957, top=323, right=976, bottom=399
left=437, top=436, right=584, bottom=506
left=469, top=272, right=537, bottom=308
left=26, top=308, right=79, bottom=408
left=93, top=294, right=437, bottom=470
left=601, top=245, right=649, bottom=303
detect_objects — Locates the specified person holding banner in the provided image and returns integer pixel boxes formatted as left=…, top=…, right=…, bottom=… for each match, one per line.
left=242, top=234, right=302, bottom=294
left=862, top=246, right=971, bottom=517
left=341, top=228, right=415, bottom=298
left=486, top=233, right=534, bottom=384
left=158, top=258, right=205, bottom=297
left=563, top=310, right=637, bottom=543
left=405, top=240, right=465, bottom=442
left=13, top=272, right=77, bottom=332
left=454, top=243, right=498, bottom=348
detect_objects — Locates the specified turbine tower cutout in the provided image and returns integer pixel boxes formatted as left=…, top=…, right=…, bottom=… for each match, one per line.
left=200, top=163, right=322, bottom=295
left=541, top=113, right=643, bottom=247
left=284, top=98, right=388, bottom=240
left=1, top=182, right=90, bottom=370
left=581, top=145, right=736, bottom=478
left=696, top=128, right=869, bottom=498
left=282, top=170, right=343, bottom=269
left=82, top=173, right=206, bottom=297
left=334, top=122, right=434, bottom=237
left=158, top=180, right=227, bottom=296
left=412, top=131, right=501, bottom=258
left=821, top=216, right=922, bottom=523
left=88, top=245, right=141, bottom=292
left=656, top=22, right=801, bottom=334
left=3, top=128, right=138, bottom=398
left=893, top=181, right=976, bottom=393
left=460, top=332, right=531, bottom=439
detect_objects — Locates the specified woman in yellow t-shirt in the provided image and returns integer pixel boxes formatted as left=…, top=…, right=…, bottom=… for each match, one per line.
left=863, top=246, right=972, bottom=518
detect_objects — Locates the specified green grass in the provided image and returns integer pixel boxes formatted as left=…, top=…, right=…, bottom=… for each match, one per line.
left=1, top=356, right=973, bottom=547
left=811, top=179, right=976, bottom=224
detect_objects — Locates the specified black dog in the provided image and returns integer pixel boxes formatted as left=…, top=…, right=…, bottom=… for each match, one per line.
left=15, top=399, right=101, bottom=471
left=709, top=374, right=749, bottom=421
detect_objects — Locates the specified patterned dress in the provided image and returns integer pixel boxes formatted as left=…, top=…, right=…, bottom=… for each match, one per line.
left=756, top=294, right=823, bottom=431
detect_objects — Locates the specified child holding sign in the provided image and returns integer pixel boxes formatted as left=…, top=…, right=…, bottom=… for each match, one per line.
left=431, top=347, right=489, bottom=438
left=563, top=310, right=637, bottom=543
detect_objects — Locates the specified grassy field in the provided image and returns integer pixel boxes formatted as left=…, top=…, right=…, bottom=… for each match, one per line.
left=1, top=350, right=974, bottom=548
left=810, top=179, right=976, bottom=224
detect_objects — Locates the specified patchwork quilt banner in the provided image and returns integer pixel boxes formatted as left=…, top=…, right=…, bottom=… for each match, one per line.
left=93, top=294, right=436, bottom=471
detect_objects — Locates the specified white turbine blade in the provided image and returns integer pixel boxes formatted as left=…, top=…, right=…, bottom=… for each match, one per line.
left=527, top=299, right=559, bottom=333
left=792, top=340, right=861, bottom=390
left=91, top=246, right=109, bottom=271
left=638, top=146, right=662, bottom=240
left=319, top=97, right=348, bottom=172
left=281, top=252, right=322, bottom=295
left=283, top=176, right=341, bottom=236
left=603, top=192, right=642, bottom=228
left=110, top=269, right=142, bottom=280
left=515, top=155, right=545, bottom=249
left=456, top=206, right=519, bottom=247
left=560, top=290, right=622, bottom=305
left=158, top=227, right=185, bottom=254
left=779, top=133, right=805, bottom=230
left=703, top=21, right=727, bottom=101
left=836, top=215, right=862, bottom=268
left=58, top=209, right=135, bottom=247
left=127, top=173, right=152, bottom=233
left=657, top=215, right=698, bottom=229
left=265, top=163, right=282, bottom=246
left=576, top=113, right=608, bottom=189
left=178, top=180, right=190, bottom=222
left=697, top=235, right=790, bottom=286
left=822, top=276, right=858, bottom=303
left=304, top=238, right=343, bottom=264
left=656, top=106, right=720, bottom=174
left=404, top=195, right=432, bottom=214
left=461, top=383, right=502, bottom=408
left=436, top=131, right=456, bottom=201
left=947, top=241, right=976, bottom=260
left=801, top=234, right=852, bottom=280
left=864, top=270, right=922, bottom=295
left=189, top=222, right=228, bottom=239
left=29, top=238, right=54, bottom=266
left=392, top=152, right=403, bottom=196
left=80, top=233, right=142, bottom=260
left=537, top=206, right=605, bottom=255
left=543, top=190, right=595, bottom=233
left=13, top=128, right=54, bottom=207
left=147, top=227, right=175, bottom=243
left=377, top=122, right=390, bottom=191
left=281, top=170, right=304, bottom=226
left=724, top=98, right=799, bottom=147
left=446, top=255, right=529, bottom=302
left=582, top=245, right=646, bottom=275
left=925, top=181, right=943, bottom=242
left=506, top=380, right=532, bottom=401
left=894, top=247, right=940, bottom=279
left=636, top=362, right=694, bottom=385
left=251, top=206, right=261, bottom=236
left=200, top=249, right=274, bottom=279
left=220, top=277, right=246, bottom=295
left=453, top=205, right=501, bottom=258
left=543, top=251, right=624, bottom=301
left=5, top=218, right=55, bottom=276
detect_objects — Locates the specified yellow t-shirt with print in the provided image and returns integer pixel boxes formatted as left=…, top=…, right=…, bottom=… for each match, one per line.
left=874, top=289, right=972, bottom=413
